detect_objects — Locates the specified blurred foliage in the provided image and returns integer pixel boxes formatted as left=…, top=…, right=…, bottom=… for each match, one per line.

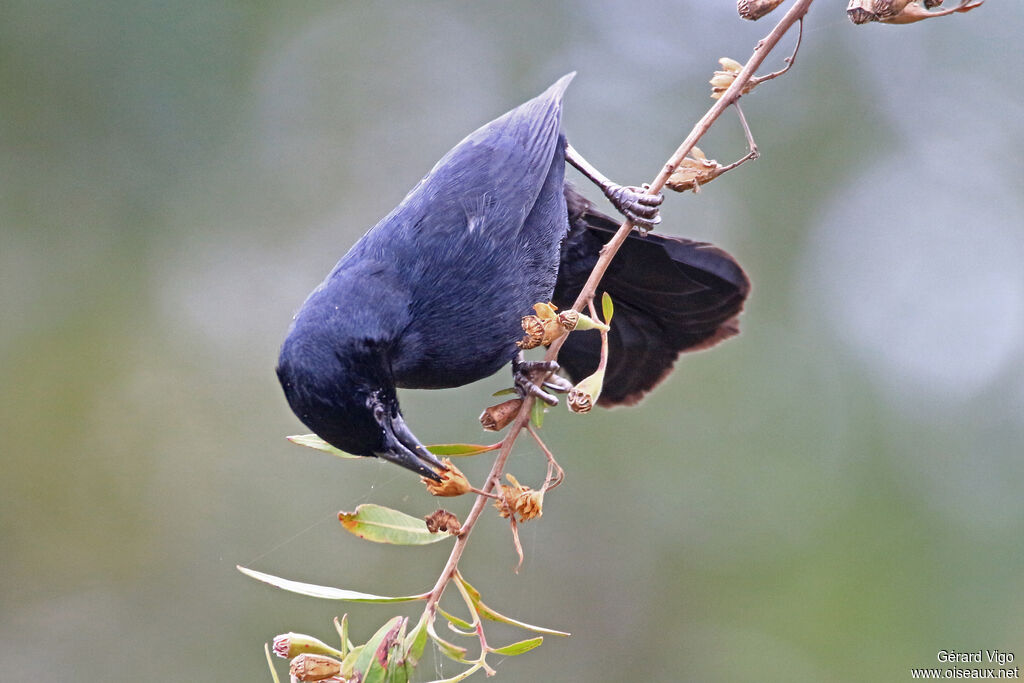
left=2, top=2, right=1022, bottom=681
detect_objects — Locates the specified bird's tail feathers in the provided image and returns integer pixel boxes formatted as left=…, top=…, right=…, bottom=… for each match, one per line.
left=553, top=186, right=749, bottom=406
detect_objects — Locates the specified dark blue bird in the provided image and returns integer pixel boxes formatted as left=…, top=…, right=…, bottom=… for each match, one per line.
left=277, top=74, right=749, bottom=479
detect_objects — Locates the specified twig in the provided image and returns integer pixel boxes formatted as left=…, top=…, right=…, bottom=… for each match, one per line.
left=421, top=0, right=814, bottom=623
left=528, top=424, right=564, bottom=490
left=749, top=17, right=804, bottom=88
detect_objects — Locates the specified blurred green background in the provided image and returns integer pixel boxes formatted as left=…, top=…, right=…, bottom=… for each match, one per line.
left=2, top=2, right=1022, bottom=681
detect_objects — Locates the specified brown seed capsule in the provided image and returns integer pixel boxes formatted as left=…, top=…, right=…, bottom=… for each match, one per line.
left=666, top=147, right=726, bottom=193
left=493, top=474, right=544, bottom=522
left=847, top=0, right=910, bottom=22
left=737, top=0, right=785, bottom=20
left=558, top=309, right=580, bottom=331
left=710, top=57, right=754, bottom=100
left=422, top=459, right=472, bottom=497
left=567, top=369, right=604, bottom=414
left=425, top=509, right=462, bottom=535
left=517, top=315, right=545, bottom=349
left=290, top=653, right=342, bottom=681
left=479, top=398, right=524, bottom=431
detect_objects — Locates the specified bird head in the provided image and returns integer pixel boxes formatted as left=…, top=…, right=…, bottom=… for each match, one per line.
left=277, top=323, right=445, bottom=480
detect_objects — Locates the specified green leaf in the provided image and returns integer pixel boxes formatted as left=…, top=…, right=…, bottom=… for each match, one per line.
left=403, top=612, right=430, bottom=669
left=427, top=619, right=470, bottom=663
left=423, top=663, right=484, bottom=683
left=353, top=616, right=405, bottom=683
left=601, top=292, right=614, bottom=325
left=489, top=636, right=544, bottom=656
left=338, top=504, right=451, bottom=545
left=238, top=566, right=427, bottom=603
left=425, top=443, right=496, bottom=457
left=475, top=601, right=570, bottom=637
left=264, top=643, right=282, bottom=683
left=334, top=614, right=351, bottom=656
left=287, top=434, right=364, bottom=459
left=491, top=387, right=517, bottom=397
left=438, top=607, right=475, bottom=632
left=455, top=575, right=569, bottom=637
left=340, top=645, right=364, bottom=679
left=530, top=400, right=545, bottom=428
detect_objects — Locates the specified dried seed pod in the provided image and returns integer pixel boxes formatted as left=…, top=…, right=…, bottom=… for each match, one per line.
left=493, top=474, right=544, bottom=522
left=517, top=315, right=545, bottom=349
left=567, top=369, right=605, bottom=414
left=738, top=0, right=786, bottom=20
left=425, top=509, right=461, bottom=535
left=421, top=459, right=472, bottom=497
left=479, top=398, right=523, bottom=431
left=709, top=57, right=754, bottom=100
left=848, top=0, right=980, bottom=24
left=847, top=0, right=911, bottom=23
left=666, top=147, right=727, bottom=193
left=532, top=301, right=559, bottom=319
left=290, top=653, right=342, bottom=681
left=558, top=309, right=580, bottom=331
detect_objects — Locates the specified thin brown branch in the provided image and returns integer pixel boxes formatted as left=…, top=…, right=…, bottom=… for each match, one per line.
left=421, top=0, right=814, bottom=624
left=749, top=16, right=804, bottom=88
left=529, top=424, right=564, bottom=490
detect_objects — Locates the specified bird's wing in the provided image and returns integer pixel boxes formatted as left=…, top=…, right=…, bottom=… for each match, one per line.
left=355, top=73, right=576, bottom=260
left=552, top=185, right=750, bottom=406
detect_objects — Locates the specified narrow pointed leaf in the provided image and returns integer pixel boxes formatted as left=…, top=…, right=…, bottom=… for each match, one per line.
left=338, top=504, right=451, bottom=545
left=424, top=663, right=484, bottom=683
left=438, top=607, right=475, bottom=633
left=340, top=646, right=364, bottom=679
left=353, top=616, right=405, bottom=683
left=264, top=643, right=282, bottom=683
left=601, top=292, right=614, bottom=325
left=489, top=636, right=544, bottom=656
left=427, top=620, right=470, bottom=663
left=403, top=612, right=430, bottom=668
left=454, top=574, right=569, bottom=637
left=334, top=615, right=351, bottom=655
left=287, top=434, right=364, bottom=459
left=453, top=574, right=482, bottom=602
left=491, top=387, right=517, bottom=397
left=238, top=566, right=426, bottom=603
left=530, top=400, right=545, bottom=428
left=475, top=600, right=570, bottom=637
left=425, top=443, right=497, bottom=457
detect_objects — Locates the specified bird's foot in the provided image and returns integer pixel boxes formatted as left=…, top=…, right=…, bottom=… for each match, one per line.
left=564, top=143, right=663, bottom=234
left=512, top=355, right=570, bottom=406
left=605, top=183, right=663, bottom=234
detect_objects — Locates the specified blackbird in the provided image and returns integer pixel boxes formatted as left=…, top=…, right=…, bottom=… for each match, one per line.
left=277, top=73, right=749, bottom=479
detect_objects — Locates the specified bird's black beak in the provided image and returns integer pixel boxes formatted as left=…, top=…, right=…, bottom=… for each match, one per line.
left=374, top=408, right=447, bottom=481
